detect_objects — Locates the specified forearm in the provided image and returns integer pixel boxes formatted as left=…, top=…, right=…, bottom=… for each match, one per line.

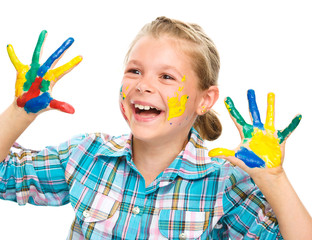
left=0, top=103, right=36, bottom=162
left=254, top=171, right=312, bottom=239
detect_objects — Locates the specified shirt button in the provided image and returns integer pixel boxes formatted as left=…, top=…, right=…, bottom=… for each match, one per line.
left=83, top=210, right=91, bottom=218
left=132, top=206, right=140, bottom=215
left=179, top=232, right=187, bottom=240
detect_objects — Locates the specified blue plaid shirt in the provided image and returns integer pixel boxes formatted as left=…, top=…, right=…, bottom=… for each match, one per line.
left=0, top=128, right=282, bottom=239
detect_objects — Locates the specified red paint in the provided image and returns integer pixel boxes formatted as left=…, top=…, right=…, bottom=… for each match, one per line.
left=50, top=99, right=75, bottom=114
left=120, top=102, right=129, bottom=122
left=17, top=77, right=42, bottom=107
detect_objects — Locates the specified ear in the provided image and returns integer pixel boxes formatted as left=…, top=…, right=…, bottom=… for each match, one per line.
left=196, top=86, right=219, bottom=115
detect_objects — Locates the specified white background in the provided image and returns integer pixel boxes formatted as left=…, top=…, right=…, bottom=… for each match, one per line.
left=0, top=0, right=311, bottom=239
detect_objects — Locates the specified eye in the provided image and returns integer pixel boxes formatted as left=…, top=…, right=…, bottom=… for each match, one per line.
left=128, top=69, right=141, bottom=75
left=161, top=74, right=175, bottom=80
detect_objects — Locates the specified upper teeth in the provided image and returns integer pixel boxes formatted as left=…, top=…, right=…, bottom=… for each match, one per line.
left=134, top=104, right=159, bottom=111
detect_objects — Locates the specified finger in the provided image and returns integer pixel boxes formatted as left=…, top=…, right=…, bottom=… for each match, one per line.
left=278, top=114, right=302, bottom=144
left=25, top=30, right=48, bottom=90
left=264, top=92, right=275, bottom=132
left=37, top=37, right=75, bottom=78
left=7, top=44, right=24, bottom=71
left=49, top=99, right=75, bottom=114
left=247, top=89, right=264, bottom=129
left=31, top=30, right=47, bottom=65
left=44, top=55, right=83, bottom=83
left=7, top=44, right=30, bottom=97
left=208, top=148, right=235, bottom=157
left=235, top=147, right=266, bottom=168
left=225, top=97, right=253, bottom=138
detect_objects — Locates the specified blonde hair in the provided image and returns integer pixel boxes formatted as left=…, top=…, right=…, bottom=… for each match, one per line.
left=125, top=16, right=222, bottom=141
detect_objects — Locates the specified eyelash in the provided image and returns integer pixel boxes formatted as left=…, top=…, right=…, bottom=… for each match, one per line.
left=127, top=69, right=141, bottom=75
left=126, top=69, right=175, bottom=81
left=161, top=74, right=175, bottom=80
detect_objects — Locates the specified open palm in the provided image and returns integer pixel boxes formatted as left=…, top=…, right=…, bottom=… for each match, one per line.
left=7, top=30, right=82, bottom=114
left=209, top=89, right=301, bottom=169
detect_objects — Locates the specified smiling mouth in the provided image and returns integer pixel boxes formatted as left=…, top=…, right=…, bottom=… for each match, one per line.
left=134, top=104, right=162, bottom=118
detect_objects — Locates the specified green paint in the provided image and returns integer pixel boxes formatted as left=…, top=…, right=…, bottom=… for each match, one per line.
left=225, top=97, right=254, bottom=138
left=40, top=79, right=50, bottom=92
left=24, top=30, right=47, bottom=91
left=278, top=114, right=302, bottom=144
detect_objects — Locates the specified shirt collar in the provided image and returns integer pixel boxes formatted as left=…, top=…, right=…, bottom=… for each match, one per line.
left=94, top=128, right=217, bottom=181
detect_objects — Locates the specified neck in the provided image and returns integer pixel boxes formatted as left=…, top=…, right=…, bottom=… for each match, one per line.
left=132, top=131, right=189, bottom=186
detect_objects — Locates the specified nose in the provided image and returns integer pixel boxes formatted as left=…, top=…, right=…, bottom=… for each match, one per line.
left=135, top=76, right=155, bottom=94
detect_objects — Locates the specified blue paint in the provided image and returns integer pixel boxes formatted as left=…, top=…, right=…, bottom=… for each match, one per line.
left=24, top=92, right=53, bottom=113
left=38, top=37, right=74, bottom=77
left=235, top=146, right=265, bottom=168
left=247, top=89, right=264, bottom=129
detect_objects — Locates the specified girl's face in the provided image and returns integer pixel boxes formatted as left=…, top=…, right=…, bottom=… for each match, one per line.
left=120, top=35, right=208, bottom=145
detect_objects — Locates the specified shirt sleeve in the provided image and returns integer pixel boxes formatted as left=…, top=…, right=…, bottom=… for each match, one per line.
left=212, top=163, right=283, bottom=240
left=0, top=133, right=88, bottom=206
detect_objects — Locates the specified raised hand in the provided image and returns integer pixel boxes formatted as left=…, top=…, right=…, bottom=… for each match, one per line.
left=7, top=30, right=82, bottom=114
left=209, top=89, right=301, bottom=168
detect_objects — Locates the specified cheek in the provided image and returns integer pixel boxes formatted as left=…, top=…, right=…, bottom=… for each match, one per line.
left=120, top=84, right=129, bottom=100
left=119, top=84, right=130, bottom=122
left=119, top=101, right=129, bottom=123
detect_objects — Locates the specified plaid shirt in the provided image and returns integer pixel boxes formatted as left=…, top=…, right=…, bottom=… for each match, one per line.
left=0, top=128, right=282, bottom=239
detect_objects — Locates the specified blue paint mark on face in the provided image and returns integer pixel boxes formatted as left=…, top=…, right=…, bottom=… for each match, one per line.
left=235, top=146, right=266, bottom=168
left=24, top=92, right=53, bottom=113
left=247, top=89, right=264, bottom=130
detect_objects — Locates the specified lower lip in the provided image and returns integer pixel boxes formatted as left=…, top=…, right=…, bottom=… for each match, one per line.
left=132, top=106, right=165, bottom=122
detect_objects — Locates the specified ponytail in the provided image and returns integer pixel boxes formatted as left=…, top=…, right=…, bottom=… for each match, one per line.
left=194, top=110, right=222, bottom=141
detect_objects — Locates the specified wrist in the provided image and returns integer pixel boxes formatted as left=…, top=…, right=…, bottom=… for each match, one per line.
left=10, top=102, right=37, bottom=122
left=250, top=166, right=287, bottom=191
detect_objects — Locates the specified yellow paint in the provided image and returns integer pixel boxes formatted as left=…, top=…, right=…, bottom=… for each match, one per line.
left=249, top=129, right=281, bottom=168
left=121, top=86, right=129, bottom=100
left=208, top=148, right=235, bottom=157
left=167, top=92, right=189, bottom=120
left=7, top=44, right=30, bottom=97
left=178, top=86, right=184, bottom=91
left=43, top=56, right=82, bottom=82
left=264, top=92, right=275, bottom=132
left=181, top=75, right=186, bottom=82
left=225, top=101, right=231, bottom=111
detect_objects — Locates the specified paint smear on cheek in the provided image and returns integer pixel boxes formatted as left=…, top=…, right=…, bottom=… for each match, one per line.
left=120, top=102, right=129, bottom=122
left=167, top=75, right=189, bottom=121
left=167, top=92, right=189, bottom=121
left=249, top=129, right=282, bottom=168
left=120, top=85, right=129, bottom=100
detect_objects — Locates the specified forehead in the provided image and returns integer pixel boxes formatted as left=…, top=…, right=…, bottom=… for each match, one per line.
left=128, top=35, right=197, bottom=73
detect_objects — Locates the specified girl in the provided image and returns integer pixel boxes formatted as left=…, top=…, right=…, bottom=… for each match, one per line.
left=0, top=16, right=311, bottom=239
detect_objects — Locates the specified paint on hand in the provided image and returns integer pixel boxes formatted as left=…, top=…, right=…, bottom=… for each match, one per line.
left=209, top=89, right=302, bottom=169
left=249, top=129, right=281, bottom=168
left=208, top=148, right=235, bottom=157
left=24, top=92, right=52, bottom=113
left=24, top=30, right=47, bottom=91
left=7, top=30, right=80, bottom=114
left=278, top=114, right=302, bottom=144
left=235, top=147, right=266, bottom=168
left=225, top=97, right=254, bottom=138
left=248, top=89, right=264, bottom=130
left=50, top=99, right=75, bottom=114
left=264, top=92, right=275, bottom=132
